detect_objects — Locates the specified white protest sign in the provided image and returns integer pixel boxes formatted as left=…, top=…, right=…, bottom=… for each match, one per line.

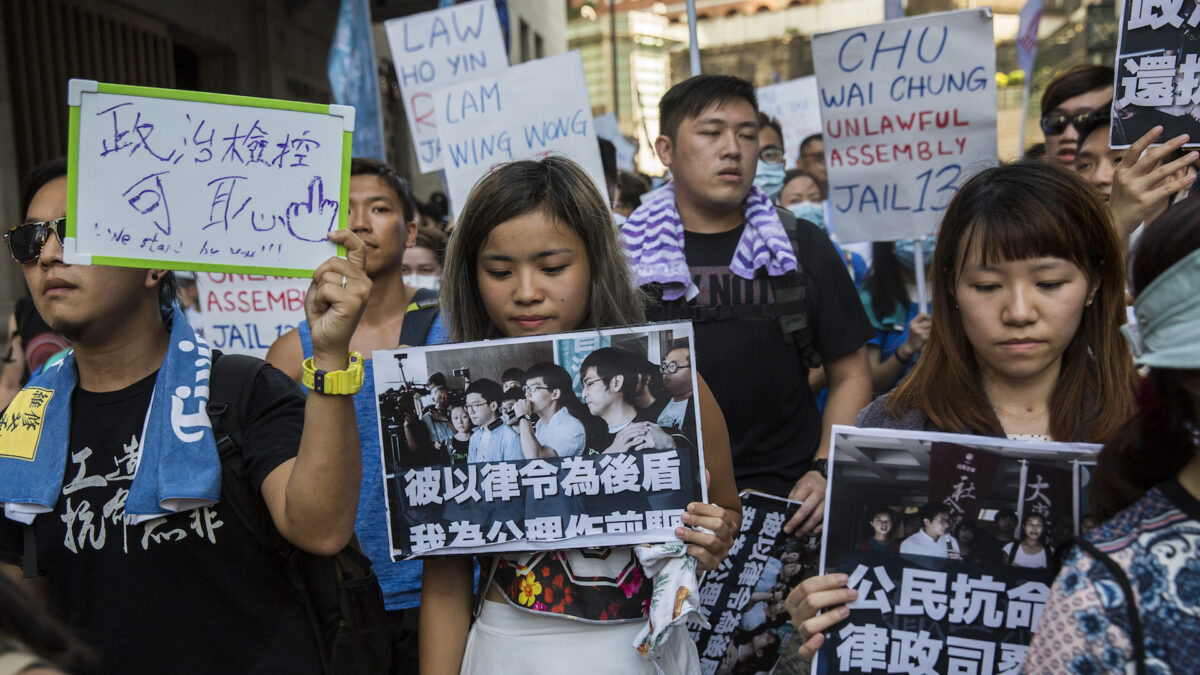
left=384, top=0, right=509, bottom=173
left=812, top=9, right=998, bottom=243
left=756, top=76, right=823, bottom=165
left=435, top=51, right=606, bottom=219
left=67, top=80, right=352, bottom=276
left=195, top=273, right=310, bottom=358
left=595, top=112, right=637, bottom=172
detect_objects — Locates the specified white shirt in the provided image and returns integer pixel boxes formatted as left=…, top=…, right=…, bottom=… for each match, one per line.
left=533, top=407, right=587, bottom=458
left=900, top=529, right=959, bottom=558
left=657, top=398, right=689, bottom=431
left=1002, top=542, right=1048, bottom=568
left=467, top=421, right=523, bottom=464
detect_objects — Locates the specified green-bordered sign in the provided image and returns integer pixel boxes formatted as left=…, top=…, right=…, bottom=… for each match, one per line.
left=66, top=79, right=354, bottom=277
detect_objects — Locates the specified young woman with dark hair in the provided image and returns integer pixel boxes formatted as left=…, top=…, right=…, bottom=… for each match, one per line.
left=858, top=160, right=1138, bottom=442
left=857, top=240, right=934, bottom=393
left=1024, top=190, right=1200, bottom=674
left=421, top=156, right=741, bottom=674
left=1001, top=513, right=1050, bottom=568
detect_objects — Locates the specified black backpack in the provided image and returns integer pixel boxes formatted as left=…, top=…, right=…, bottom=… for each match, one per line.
left=643, top=207, right=822, bottom=368
left=208, top=352, right=391, bottom=675
left=398, top=288, right=441, bottom=346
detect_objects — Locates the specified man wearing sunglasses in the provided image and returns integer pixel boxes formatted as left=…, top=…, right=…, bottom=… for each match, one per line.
left=0, top=159, right=370, bottom=674
left=1039, top=64, right=1114, bottom=167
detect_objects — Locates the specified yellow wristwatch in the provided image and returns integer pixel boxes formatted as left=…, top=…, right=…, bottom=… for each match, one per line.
left=302, top=351, right=365, bottom=395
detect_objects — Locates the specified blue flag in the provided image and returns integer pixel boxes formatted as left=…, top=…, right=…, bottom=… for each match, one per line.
left=328, top=0, right=387, bottom=162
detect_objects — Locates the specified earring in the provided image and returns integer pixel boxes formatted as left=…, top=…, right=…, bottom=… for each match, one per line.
left=151, top=273, right=159, bottom=280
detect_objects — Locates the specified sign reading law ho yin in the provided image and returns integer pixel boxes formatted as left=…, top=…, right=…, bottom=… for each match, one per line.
left=67, top=80, right=352, bottom=277
left=384, top=0, right=509, bottom=173
left=195, top=273, right=310, bottom=358
left=812, top=9, right=998, bottom=243
left=757, top=76, right=824, bottom=166
left=435, top=51, right=607, bottom=220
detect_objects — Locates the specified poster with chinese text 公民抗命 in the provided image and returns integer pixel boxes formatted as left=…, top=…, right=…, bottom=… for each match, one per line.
left=690, top=491, right=821, bottom=675
left=816, top=426, right=1100, bottom=674
left=372, top=323, right=705, bottom=558
left=1111, top=1, right=1200, bottom=147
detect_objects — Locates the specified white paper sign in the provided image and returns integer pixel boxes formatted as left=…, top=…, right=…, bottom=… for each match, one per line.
left=594, top=112, right=637, bottom=172
left=812, top=9, right=999, bottom=243
left=68, top=80, right=351, bottom=276
left=757, top=76, right=824, bottom=166
left=384, top=0, right=509, bottom=173
left=195, top=273, right=310, bottom=358
left=435, top=51, right=606, bottom=219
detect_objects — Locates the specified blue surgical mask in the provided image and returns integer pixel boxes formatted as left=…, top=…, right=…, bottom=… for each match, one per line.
left=786, top=201, right=825, bottom=230
left=754, top=160, right=786, bottom=199
left=893, top=236, right=936, bottom=270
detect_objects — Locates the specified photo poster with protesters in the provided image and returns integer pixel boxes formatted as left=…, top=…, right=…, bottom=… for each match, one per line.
left=371, top=322, right=706, bottom=559
left=811, top=8, right=999, bottom=244
left=1111, top=0, right=1200, bottom=147
left=815, top=426, right=1101, bottom=674
left=193, top=273, right=310, bottom=357
left=689, top=491, right=820, bottom=675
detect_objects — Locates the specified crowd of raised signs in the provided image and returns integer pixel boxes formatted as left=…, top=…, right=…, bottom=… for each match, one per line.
left=0, top=59, right=1198, bottom=675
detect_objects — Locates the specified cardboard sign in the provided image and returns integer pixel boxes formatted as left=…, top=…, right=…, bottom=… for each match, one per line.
left=371, top=323, right=705, bottom=558
left=1110, top=0, right=1200, bottom=147
left=812, top=9, right=999, bottom=243
left=194, top=273, right=310, bottom=358
left=757, top=76, right=824, bottom=166
left=384, top=0, right=509, bottom=173
left=817, top=426, right=1100, bottom=674
left=67, top=80, right=352, bottom=276
left=434, top=51, right=606, bottom=220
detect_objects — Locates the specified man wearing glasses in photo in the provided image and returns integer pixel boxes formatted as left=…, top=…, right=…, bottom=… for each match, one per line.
left=656, top=343, right=697, bottom=448
left=796, top=133, right=827, bottom=187
left=1038, top=64, right=1114, bottom=166
left=580, top=347, right=679, bottom=455
left=899, top=503, right=961, bottom=560
left=512, top=362, right=588, bottom=460
left=464, top=378, right=522, bottom=463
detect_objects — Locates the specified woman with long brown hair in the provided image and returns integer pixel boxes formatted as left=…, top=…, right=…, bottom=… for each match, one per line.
left=857, top=160, right=1137, bottom=442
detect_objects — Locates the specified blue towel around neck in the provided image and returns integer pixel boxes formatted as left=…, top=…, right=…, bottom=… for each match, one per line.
left=0, top=306, right=221, bottom=525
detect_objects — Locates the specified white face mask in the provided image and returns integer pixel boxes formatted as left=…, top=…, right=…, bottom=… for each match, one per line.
left=404, top=274, right=441, bottom=292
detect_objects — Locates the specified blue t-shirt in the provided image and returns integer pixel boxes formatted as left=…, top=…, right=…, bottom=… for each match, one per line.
left=298, top=312, right=448, bottom=610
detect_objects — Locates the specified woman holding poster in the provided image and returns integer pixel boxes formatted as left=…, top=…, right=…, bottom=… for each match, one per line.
left=857, top=161, right=1137, bottom=443
left=1026, top=197, right=1200, bottom=674
left=419, top=157, right=741, bottom=675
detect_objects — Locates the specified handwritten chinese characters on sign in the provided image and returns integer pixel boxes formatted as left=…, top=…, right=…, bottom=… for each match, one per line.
left=1111, top=0, right=1200, bottom=146
left=811, top=9, right=999, bottom=243
left=68, top=80, right=352, bottom=276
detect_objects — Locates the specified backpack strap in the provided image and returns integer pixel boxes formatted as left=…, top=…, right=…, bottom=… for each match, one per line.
left=1059, top=537, right=1147, bottom=675
left=398, top=288, right=440, bottom=346
left=774, top=206, right=822, bottom=369
left=207, top=351, right=284, bottom=552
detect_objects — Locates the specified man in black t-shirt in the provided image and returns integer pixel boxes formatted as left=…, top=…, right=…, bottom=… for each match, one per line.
left=0, top=160, right=370, bottom=673
left=629, top=75, right=874, bottom=534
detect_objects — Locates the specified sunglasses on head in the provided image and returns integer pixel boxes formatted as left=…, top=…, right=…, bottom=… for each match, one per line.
left=1039, top=109, right=1105, bottom=136
left=5, top=217, right=67, bottom=264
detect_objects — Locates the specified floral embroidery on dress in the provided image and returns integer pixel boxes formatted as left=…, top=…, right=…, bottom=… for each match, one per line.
left=492, top=548, right=651, bottom=623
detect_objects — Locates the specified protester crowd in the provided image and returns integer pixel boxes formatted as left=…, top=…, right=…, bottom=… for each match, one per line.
left=0, top=63, right=1197, bottom=675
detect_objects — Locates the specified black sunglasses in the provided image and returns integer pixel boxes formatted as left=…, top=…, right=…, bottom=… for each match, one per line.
left=1039, top=109, right=1105, bottom=136
left=5, top=217, right=67, bottom=263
